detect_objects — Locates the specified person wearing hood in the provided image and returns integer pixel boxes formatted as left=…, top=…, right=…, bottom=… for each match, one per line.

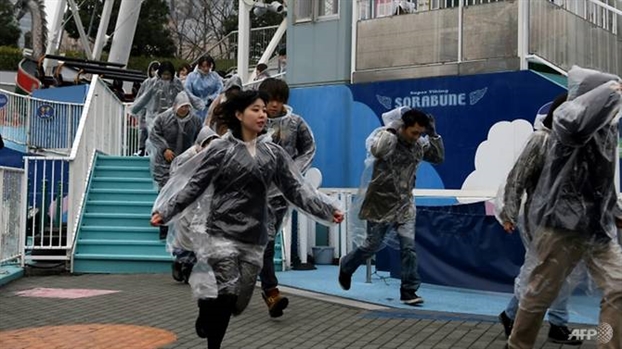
left=507, top=66, right=622, bottom=349
left=167, top=126, right=220, bottom=283
left=131, top=61, right=204, bottom=157
left=496, top=93, right=583, bottom=345
left=148, top=91, right=203, bottom=239
left=205, top=75, right=242, bottom=135
left=150, top=90, right=344, bottom=349
left=185, top=55, right=223, bottom=123
left=256, top=78, right=317, bottom=318
left=338, top=106, right=444, bottom=306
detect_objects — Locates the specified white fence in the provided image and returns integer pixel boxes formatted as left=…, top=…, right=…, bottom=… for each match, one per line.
left=0, top=89, right=83, bottom=153
left=0, top=167, right=25, bottom=265
left=284, top=188, right=496, bottom=272
left=20, top=76, right=125, bottom=264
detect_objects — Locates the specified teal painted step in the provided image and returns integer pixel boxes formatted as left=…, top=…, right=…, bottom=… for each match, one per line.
left=96, top=156, right=150, bottom=168
left=79, top=226, right=161, bottom=241
left=94, top=166, right=151, bottom=179
left=72, top=254, right=172, bottom=274
left=89, top=188, right=158, bottom=202
left=90, top=177, right=155, bottom=190
left=84, top=201, right=154, bottom=214
left=73, top=154, right=170, bottom=274
left=81, top=212, right=153, bottom=227
left=75, top=239, right=167, bottom=255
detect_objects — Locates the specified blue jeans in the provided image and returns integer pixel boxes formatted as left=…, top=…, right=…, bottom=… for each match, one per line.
left=341, top=220, right=421, bottom=291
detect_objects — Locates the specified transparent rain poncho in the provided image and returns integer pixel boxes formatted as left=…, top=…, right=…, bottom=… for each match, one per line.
left=184, top=66, right=223, bottom=122
left=508, top=67, right=622, bottom=344
left=131, top=76, right=205, bottom=132
left=160, top=126, right=220, bottom=255
left=349, top=107, right=444, bottom=250
left=147, top=91, right=203, bottom=189
left=264, top=105, right=317, bottom=239
left=152, top=132, right=342, bottom=304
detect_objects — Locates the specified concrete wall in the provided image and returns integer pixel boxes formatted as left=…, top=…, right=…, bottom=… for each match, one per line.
left=286, top=1, right=352, bottom=87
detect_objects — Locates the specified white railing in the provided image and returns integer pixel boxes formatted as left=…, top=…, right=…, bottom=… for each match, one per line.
left=0, top=89, right=83, bottom=153
left=122, top=103, right=141, bottom=156
left=0, top=166, right=25, bottom=265
left=284, top=188, right=496, bottom=271
left=357, top=0, right=503, bottom=20
left=20, top=76, right=125, bottom=264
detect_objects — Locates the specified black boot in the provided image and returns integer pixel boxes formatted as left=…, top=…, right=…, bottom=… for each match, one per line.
left=182, top=262, right=194, bottom=284
left=547, top=324, right=583, bottom=345
left=159, top=225, right=168, bottom=240
left=172, top=261, right=184, bottom=282
left=499, top=311, right=514, bottom=338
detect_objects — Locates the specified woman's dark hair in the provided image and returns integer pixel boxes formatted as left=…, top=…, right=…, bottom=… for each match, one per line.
left=219, top=90, right=269, bottom=139
left=158, top=61, right=176, bottom=77
left=542, top=92, right=568, bottom=129
left=178, top=63, right=191, bottom=74
left=258, top=78, right=289, bottom=103
left=402, top=109, right=430, bottom=128
left=197, top=55, right=216, bottom=71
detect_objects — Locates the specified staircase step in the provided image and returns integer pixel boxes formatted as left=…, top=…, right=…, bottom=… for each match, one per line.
left=79, top=226, right=160, bottom=240
left=73, top=253, right=172, bottom=274
left=94, top=166, right=151, bottom=179
left=85, top=200, right=154, bottom=214
left=89, top=188, right=158, bottom=201
left=75, top=239, right=167, bottom=255
left=97, top=156, right=150, bottom=168
left=81, top=213, right=152, bottom=227
left=90, top=177, right=155, bottom=190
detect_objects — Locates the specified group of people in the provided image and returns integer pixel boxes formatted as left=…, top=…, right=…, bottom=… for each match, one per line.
left=138, top=61, right=622, bottom=349
left=496, top=66, right=622, bottom=349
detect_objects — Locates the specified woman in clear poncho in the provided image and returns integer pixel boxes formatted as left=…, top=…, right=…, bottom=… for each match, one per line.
left=165, top=126, right=220, bottom=283
left=150, top=90, right=344, bottom=349
left=495, top=93, right=585, bottom=345
left=185, top=55, right=223, bottom=124
left=508, top=66, right=622, bottom=349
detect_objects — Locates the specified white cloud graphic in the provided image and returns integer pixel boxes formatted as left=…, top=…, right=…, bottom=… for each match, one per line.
left=460, top=120, right=535, bottom=202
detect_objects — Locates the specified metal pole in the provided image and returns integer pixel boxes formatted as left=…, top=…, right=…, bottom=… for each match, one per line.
left=67, top=0, right=94, bottom=60
left=92, top=0, right=115, bottom=60
left=351, top=0, right=358, bottom=82
left=366, top=258, right=372, bottom=283
left=458, top=0, right=463, bottom=63
left=108, top=0, right=143, bottom=66
left=237, top=0, right=251, bottom=83
left=249, top=18, right=287, bottom=81
left=44, top=0, right=68, bottom=74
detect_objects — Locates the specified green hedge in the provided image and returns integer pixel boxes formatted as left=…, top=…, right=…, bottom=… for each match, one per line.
left=0, top=46, right=24, bottom=71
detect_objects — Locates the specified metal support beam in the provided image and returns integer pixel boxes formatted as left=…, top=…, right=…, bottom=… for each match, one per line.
left=44, top=0, right=68, bottom=74
left=92, top=0, right=115, bottom=61
left=248, top=18, right=287, bottom=82
left=237, top=0, right=252, bottom=83
left=108, top=0, right=143, bottom=66
left=67, top=0, right=94, bottom=60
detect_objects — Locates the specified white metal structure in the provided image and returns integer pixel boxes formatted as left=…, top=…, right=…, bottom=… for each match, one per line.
left=20, top=76, right=125, bottom=265
left=0, top=167, right=25, bottom=265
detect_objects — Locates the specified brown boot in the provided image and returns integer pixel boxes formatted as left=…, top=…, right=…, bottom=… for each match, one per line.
left=262, top=287, right=289, bottom=318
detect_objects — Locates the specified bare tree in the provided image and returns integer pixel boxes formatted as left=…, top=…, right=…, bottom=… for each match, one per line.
left=168, top=0, right=236, bottom=61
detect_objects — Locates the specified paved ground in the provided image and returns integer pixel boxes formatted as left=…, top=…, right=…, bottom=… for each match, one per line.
left=0, top=274, right=599, bottom=349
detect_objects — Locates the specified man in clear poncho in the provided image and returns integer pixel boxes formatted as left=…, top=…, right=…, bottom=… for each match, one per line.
left=148, top=91, right=203, bottom=239
left=131, top=61, right=205, bottom=156
left=338, top=107, right=444, bottom=305
left=496, top=93, right=584, bottom=345
left=508, top=66, right=622, bottom=349
left=256, top=78, right=317, bottom=318
left=167, top=126, right=220, bottom=283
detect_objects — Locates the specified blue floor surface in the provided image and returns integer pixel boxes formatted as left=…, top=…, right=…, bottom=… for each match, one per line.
left=276, top=265, right=600, bottom=325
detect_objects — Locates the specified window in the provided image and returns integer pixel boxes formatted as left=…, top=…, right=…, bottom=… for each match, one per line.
left=318, top=0, right=339, bottom=18
left=295, top=0, right=313, bottom=21
left=294, top=0, right=340, bottom=23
